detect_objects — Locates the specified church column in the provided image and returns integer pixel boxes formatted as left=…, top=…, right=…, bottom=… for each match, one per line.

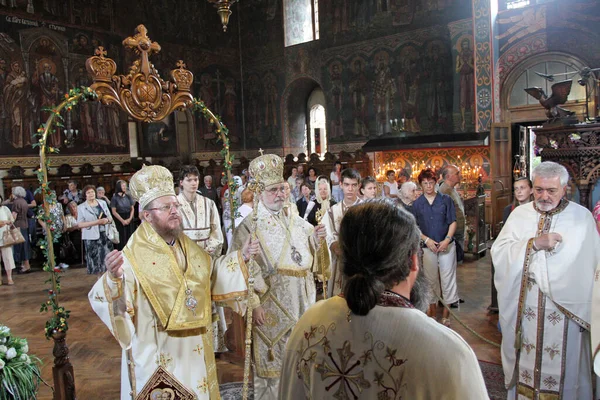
left=472, top=0, right=495, bottom=131
left=578, top=180, right=591, bottom=211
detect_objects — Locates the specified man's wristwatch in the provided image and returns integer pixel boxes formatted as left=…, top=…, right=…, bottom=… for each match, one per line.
left=445, top=236, right=452, bottom=241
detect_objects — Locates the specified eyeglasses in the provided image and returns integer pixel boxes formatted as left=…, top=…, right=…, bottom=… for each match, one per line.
left=147, top=203, right=181, bottom=213
left=265, top=186, right=286, bottom=195
left=421, top=181, right=436, bottom=186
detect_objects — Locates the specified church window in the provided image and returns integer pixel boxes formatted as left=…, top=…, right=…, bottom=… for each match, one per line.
left=284, top=0, right=319, bottom=47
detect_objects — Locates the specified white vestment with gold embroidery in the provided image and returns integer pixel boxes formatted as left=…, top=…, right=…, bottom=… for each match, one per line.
left=178, top=193, right=229, bottom=353
left=492, top=201, right=599, bottom=399
left=89, top=227, right=247, bottom=400
left=322, top=198, right=361, bottom=298
left=280, top=295, right=489, bottom=399
left=231, top=201, right=325, bottom=400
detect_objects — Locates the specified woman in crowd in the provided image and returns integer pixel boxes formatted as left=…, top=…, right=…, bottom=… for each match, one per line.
left=283, top=181, right=299, bottom=217
left=502, top=176, right=533, bottom=224
left=110, top=180, right=136, bottom=250
left=96, top=186, right=111, bottom=207
left=411, top=169, right=458, bottom=326
left=360, top=176, right=378, bottom=200
left=77, top=185, right=113, bottom=274
left=489, top=176, right=534, bottom=313
left=296, top=183, right=316, bottom=223
left=222, top=175, right=244, bottom=247
left=306, top=167, right=318, bottom=190
left=0, top=194, right=16, bottom=285
left=10, top=186, right=31, bottom=274
left=330, top=161, right=343, bottom=202
left=234, top=189, right=254, bottom=229
left=383, top=169, right=399, bottom=203
left=63, top=201, right=82, bottom=266
left=398, top=181, right=418, bottom=213
left=309, top=176, right=336, bottom=226
left=37, top=191, right=68, bottom=269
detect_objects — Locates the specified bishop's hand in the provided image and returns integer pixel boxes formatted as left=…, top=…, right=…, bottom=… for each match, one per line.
left=253, top=306, right=266, bottom=326
left=242, top=237, right=260, bottom=262
left=105, top=249, right=124, bottom=279
left=314, top=224, right=327, bottom=242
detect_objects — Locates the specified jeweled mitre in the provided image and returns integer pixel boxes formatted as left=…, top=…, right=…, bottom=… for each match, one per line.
left=249, top=153, right=284, bottom=188
left=129, top=165, right=176, bottom=209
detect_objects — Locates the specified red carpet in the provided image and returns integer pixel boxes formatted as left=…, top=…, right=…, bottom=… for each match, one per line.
left=479, top=360, right=507, bottom=399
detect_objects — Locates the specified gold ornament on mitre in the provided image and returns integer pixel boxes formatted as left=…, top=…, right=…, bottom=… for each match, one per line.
left=129, top=165, right=176, bottom=209
left=249, top=153, right=284, bottom=188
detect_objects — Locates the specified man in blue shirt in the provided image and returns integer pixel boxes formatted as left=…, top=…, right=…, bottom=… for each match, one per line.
left=411, top=168, right=458, bottom=327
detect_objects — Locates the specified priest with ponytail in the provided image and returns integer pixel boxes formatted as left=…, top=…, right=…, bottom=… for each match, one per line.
left=280, top=199, right=488, bottom=399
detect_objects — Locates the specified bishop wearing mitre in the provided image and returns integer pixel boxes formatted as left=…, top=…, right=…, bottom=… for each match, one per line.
left=89, top=165, right=258, bottom=399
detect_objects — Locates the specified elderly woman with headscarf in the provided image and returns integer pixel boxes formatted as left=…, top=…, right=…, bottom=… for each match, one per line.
left=311, top=175, right=337, bottom=226
left=222, top=175, right=244, bottom=247
left=9, top=186, right=32, bottom=273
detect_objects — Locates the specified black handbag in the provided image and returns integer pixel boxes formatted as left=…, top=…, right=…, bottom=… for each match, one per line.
left=59, top=234, right=77, bottom=260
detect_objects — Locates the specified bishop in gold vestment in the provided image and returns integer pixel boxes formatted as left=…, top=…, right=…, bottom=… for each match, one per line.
left=230, top=153, right=328, bottom=400
left=89, top=165, right=257, bottom=400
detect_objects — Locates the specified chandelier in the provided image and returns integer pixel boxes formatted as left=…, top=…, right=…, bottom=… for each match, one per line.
left=207, top=0, right=239, bottom=32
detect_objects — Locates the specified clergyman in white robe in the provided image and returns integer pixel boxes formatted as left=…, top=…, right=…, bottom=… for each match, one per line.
left=492, top=200, right=599, bottom=399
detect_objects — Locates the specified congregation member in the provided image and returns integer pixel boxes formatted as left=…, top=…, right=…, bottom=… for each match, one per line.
left=281, top=199, right=489, bottom=399
left=282, top=181, right=299, bottom=218
left=330, top=160, right=343, bottom=202
left=234, top=189, right=254, bottom=228
left=305, top=166, right=318, bottom=190
left=493, top=161, right=599, bottom=399
left=412, top=168, right=458, bottom=326
left=177, top=165, right=228, bottom=352
left=230, top=153, right=327, bottom=400
left=77, top=185, right=114, bottom=274
left=296, top=164, right=305, bottom=179
left=96, top=186, right=111, bottom=206
left=92, top=164, right=259, bottom=400
left=296, top=182, right=315, bottom=223
left=110, top=180, right=136, bottom=251
left=63, top=180, right=83, bottom=204
left=398, top=180, right=418, bottom=213
left=322, top=168, right=362, bottom=297
left=359, top=175, right=377, bottom=200
left=62, top=201, right=82, bottom=267
left=287, top=166, right=298, bottom=190
left=439, top=165, right=466, bottom=262
left=200, top=174, right=220, bottom=208
left=489, top=176, right=533, bottom=313
left=383, top=169, right=399, bottom=203
left=502, top=176, right=533, bottom=223
left=311, top=176, right=336, bottom=226
left=0, top=194, right=16, bottom=285
left=291, top=176, right=303, bottom=203
left=222, top=175, right=244, bottom=247
left=9, top=186, right=31, bottom=274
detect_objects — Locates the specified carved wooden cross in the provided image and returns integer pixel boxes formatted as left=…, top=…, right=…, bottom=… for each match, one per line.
left=122, top=24, right=161, bottom=77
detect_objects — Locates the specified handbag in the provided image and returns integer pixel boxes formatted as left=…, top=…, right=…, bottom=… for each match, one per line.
left=1, top=224, right=26, bottom=248
left=59, top=234, right=77, bottom=260
left=106, top=222, right=120, bottom=245
left=98, top=210, right=120, bottom=245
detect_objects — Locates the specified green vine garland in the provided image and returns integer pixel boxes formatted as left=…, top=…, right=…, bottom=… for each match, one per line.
left=36, top=89, right=239, bottom=340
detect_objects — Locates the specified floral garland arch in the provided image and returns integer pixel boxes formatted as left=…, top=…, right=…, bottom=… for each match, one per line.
left=34, top=25, right=248, bottom=398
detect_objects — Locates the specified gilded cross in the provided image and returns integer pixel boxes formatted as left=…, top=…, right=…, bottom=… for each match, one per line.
left=177, top=60, right=186, bottom=69
left=258, top=148, right=264, bottom=155
left=95, top=46, right=107, bottom=57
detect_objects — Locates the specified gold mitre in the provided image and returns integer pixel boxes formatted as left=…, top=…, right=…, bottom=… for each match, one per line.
left=129, top=165, right=176, bottom=209
left=249, top=153, right=284, bottom=188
